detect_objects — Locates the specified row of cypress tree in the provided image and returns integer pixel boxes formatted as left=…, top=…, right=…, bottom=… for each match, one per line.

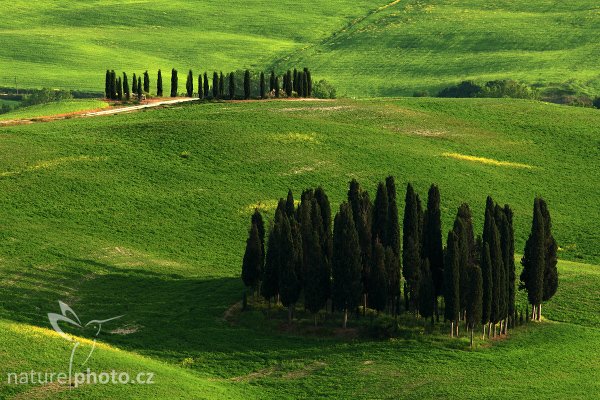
left=106, top=68, right=312, bottom=100
left=241, top=181, right=558, bottom=345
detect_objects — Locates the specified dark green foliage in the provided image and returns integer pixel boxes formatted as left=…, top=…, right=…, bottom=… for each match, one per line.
left=453, top=216, right=470, bottom=315
left=109, top=70, right=117, bottom=99
left=219, top=72, right=225, bottom=98
left=285, top=70, right=293, bottom=97
left=260, top=72, right=265, bottom=99
left=104, top=70, right=110, bottom=99
left=198, top=74, right=203, bottom=99
left=186, top=70, right=194, bottom=97
left=244, top=69, right=251, bottom=100
left=213, top=72, right=219, bottom=99
left=278, top=216, right=301, bottom=309
left=242, top=223, right=263, bottom=291
left=487, top=209, right=503, bottom=324
left=170, top=69, right=177, bottom=97
left=438, top=80, right=483, bottom=98
left=456, top=203, right=476, bottom=266
left=370, top=241, right=388, bottom=312
left=504, top=205, right=516, bottom=318
left=594, top=97, right=600, bottom=109
left=203, top=72, right=209, bottom=99
left=539, top=199, right=559, bottom=302
left=143, top=70, right=149, bottom=93
left=285, top=189, right=295, bottom=218
left=303, top=222, right=329, bottom=315
left=520, top=198, right=546, bottom=308
left=332, top=203, right=362, bottom=314
left=275, top=76, right=280, bottom=98
left=290, top=218, right=304, bottom=287
left=348, top=180, right=373, bottom=303
left=262, top=223, right=280, bottom=301
left=466, top=265, right=483, bottom=330
left=229, top=72, right=235, bottom=99
left=303, top=70, right=309, bottom=98
left=269, top=71, right=275, bottom=92
left=123, top=72, right=130, bottom=100
left=481, top=243, right=492, bottom=325
left=132, top=73, right=138, bottom=95
left=251, top=209, right=265, bottom=270
left=314, top=186, right=333, bottom=261
left=385, top=176, right=400, bottom=257
left=293, top=68, right=298, bottom=93
left=494, top=205, right=511, bottom=321
left=372, top=182, right=388, bottom=245
left=297, top=71, right=304, bottom=97
left=422, top=184, right=444, bottom=297
left=307, top=70, right=312, bottom=97
left=418, top=258, right=434, bottom=321
left=403, top=183, right=422, bottom=312
left=157, top=69, right=163, bottom=97
left=137, top=77, right=142, bottom=101
left=384, top=246, right=399, bottom=311
left=444, top=230, right=460, bottom=323
left=116, top=77, right=122, bottom=100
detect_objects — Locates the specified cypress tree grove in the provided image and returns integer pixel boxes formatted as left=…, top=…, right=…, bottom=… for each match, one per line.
left=260, top=72, right=265, bottom=99
left=186, top=70, right=194, bottom=97
left=137, top=77, right=142, bottom=101
left=170, top=69, right=178, bottom=97
left=116, top=77, right=123, bottom=100
left=275, top=76, right=280, bottom=98
left=520, top=198, right=546, bottom=321
left=370, top=241, right=388, bottom=313
left=403, top=183, right=421, bottom=313
left=444, top=230, right=461, bottom=336
left=229, top=72, right=235, bottom=100
left=143, top=70, right=150, bottom=93
left=219, top=72, right=225, bottom=98
left=198, top=74, right=203, bottom=99
left=123, top=72, right=130, bottom=100
left=372, top=182, right=388, bottom=246
left=419, top=258, right=434, bottom=324
left=157, top=69, right=163, bottom=97
left=213, top=72, right=219, bottom=99
left=422, top=184, right=444, bottom=319
left=332, top=202, right=362, bottom=328
left=466, top=265, right=483, bottom=348
left=480, top=242, right=493, bottom=338
left=539, top=198, right=559, bottom=306
left=270, top=70, right=275, bottom=92
left=244, top=69, right=251, bottom=100
left=278, top=215, right=301, bottom=323
left=242, top=223, right=263, bottom=295
left=203, top=72, right=209, bottom=99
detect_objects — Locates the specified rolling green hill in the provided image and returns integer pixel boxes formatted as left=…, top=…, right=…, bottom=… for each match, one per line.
left=0, top=98, right=598, bottom=398
left=0, top=1, right=598, bottom=98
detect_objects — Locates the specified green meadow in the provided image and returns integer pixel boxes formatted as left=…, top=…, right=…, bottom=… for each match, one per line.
left=0, top=99, right=108, bottom=120
left=0, top=98, right=598, bottom=398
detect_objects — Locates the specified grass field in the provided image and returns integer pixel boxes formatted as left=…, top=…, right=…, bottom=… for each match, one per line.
left=0, top=1, right=598, bottom=98
left=0, top=98, right=598, bottom=398
left=0, top=99, right=108, bottom=120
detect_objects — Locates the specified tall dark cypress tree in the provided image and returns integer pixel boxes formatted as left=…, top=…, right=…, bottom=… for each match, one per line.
left=419, top=258, right=434, bottom=324
left=260, top=72, right=265, bottom=99
left=213, top=72, right=219, bottom=99
left=385, top=176, right=400, bottom=257
left=453, top=216, right=470, bottom=319
left=242, top=223, right=263, bottom=294
left=198, top=74, right=204, bottom=99
left=384, top=246, right=400, bottom=315
left=110, top=70, right=117, bottom=99
left=290, top=218, right=304, bottom=291
left=285, top=189, right=295, bottom=218
left=520, top=198, right=546, bottom=321
left=143, top=70, right=150, bottom=93
left=457, top=203, right=476, bottom=267
left=157, top=69, right=163, bottom=97
left=105, top=70, right=110, bottom=99
left=370, top=241, right=388, bottom=313
left=487, top=209, right=503, bottom=331
left=372, top=182, right=388, bottom=246
left=251, top=209, right=266, bottom=272
left=481, top=242, right=493, bottom=336
left=262, top=220, right=281, bottom=303
left=332, top=202, right=362, bottom=328
left=286, top=70, right=293, bottom=97
left=244, top=69, right=251, bottom=100
left=132, top=73, right=138, bottom=95
left=297, top=72, right=304, bottom=97
left=303, top=70, right=309, bottom=98
left=314, top=186, right=333, bottom=263
left=278, top=216, right=301, bottom=323
left=422, top=184, right=444, bottom=318
left=270, top=71, right=275, bottom=92
left=495, top=205, right=510, bottom=332
left=123, top=72, right=130, bottom=100
left=219, top=72, right=225, bottom=98
left=116, top=77, right=122, bottom=100
left=170, top=69, right=178, bottom=97
left=186, top=70, right=194, bottom=97
left=444, top=230, right=461, bottom=336
left=466, top=265, right=483, bottom=347
left=403, top=183, right=421, bottom=312
left=137, top=77, right=142, bottom=100
left=229, top=72, right=235, bottom=100
left=348, top=180, right=372, bottom=313
left=539, top=199, right=558, bottom=305
left=307, top=69, right=312, bottom=97
left=275, top=76, right=280, bottom=98
left=304, top=224, right=328, bottom=322
left=504, top=205, right=516, bottom=327
left=203, top=72, right=209, bottom=99
left=293, top=68, right=298, bottom=93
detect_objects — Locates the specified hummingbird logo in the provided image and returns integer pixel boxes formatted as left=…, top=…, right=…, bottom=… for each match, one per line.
left=48, top=301, right=123, bottom=383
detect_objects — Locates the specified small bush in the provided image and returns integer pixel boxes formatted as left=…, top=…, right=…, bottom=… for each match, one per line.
left=312, top=80, right=336, bottom=99
left=593, top=97, right=600, bottom=109
left=413, top=90, right=429, bottom=97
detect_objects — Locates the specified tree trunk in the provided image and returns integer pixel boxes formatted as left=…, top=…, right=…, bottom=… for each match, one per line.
left=343, top=308, right=348, bottom=329
left=451, top=321, right=454, bottom=337
left=470, top=327, right=474, bottom=348
left=434, top=299, right=439, bottom=322
left=538, top=304, right=542, bottom=321
left=482, top=324, right=486, bottom=340
left=455, top=320, right=459, bottom=337
left=363, top=293, right=367, bottom=317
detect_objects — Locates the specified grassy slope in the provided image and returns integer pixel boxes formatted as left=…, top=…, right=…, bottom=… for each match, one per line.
left=0, top=99, right=108, bottom=120
left=276, top=0, right=600, bottom=97
left=0, top=98, right=598, bottom=398
left=0, top=0, right=376, bottom=91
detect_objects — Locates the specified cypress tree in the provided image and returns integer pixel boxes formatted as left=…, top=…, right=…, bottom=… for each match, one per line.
left=481, top=242, right=493, bottom=337
left=275, top=76, right=280, bottom=98
left=422, top=184, right=444, bottom=318
left=403, top=183, right=421, bottom=312
left=123, top=72, right=130, bottom=101
left=370, top=241, right=388, bottom=313
left=314, top=186, right=333, bottom=262
left=293, top=68, right=298, bottom=93
left=539, top=199, right=558, bottom=304
left=278, top=216, right=301, bottom=323
left=270, top=71, right=275, bottom=92
left=285, top=189, right=295, bottom=218
left=110, top=70, right=117, bottom=99
left=466, top=265, right=483, bottom=347
left=307, top=69, right=312, bottom=97
left=137, top=77, right=142, bottom=101
left=242, top=223, right=263, bottom=294
left=244, top=69, right=251, bottom=100
left=495, top=206, right=510, bottom=332
left=310, top=197, right=331, bottom=302
left=213, top=72, right=219, bottom=99
left=229, top=72, right=235, bottom=100
left=198, top=74, right=203, bottom=99
left=332, top=202, right=362, bottom=328
left=453, top=216, right=470, bottom=319
left=143, top=70, right=150, bottom=93
left=385, top=176, right=400, bottom=257
left=372, top=182, right=388, bottom=246
left=419, top=258, right=434, bottom=324
left=487, top=209, right=503, bottom=332
left=105, top=70, right=110, bottom=99
left=170, top=69, right=178, bottom=97
left=456, top=203, right=476, bottom=267
left=251, top=209, right=266, bottom=271
left=304, top=225, right=328, bottom=322
left=157, top=69, right=163, bottom=97
left=384, top=246, right=400, bottom=315
left=286, top=70, right=293, bottom=97
left=290, top=218, right=304, bottom=290
left=504, top=205, right=516, bottom=327
left=203, top=72, right=209, bottom=99
left=444, top=230, right=461, bottom=336
left=303, top=70, right=309, bottom=98
left=520, top=198, right=546, bottom=321
left=260, top=72, right=265, bottom=99
left=262, top=221, right=280, bottom=303
left=116, top=77, right=122, bottom=100
left=219, top=72, right=225, bottom=98
left=297, top=72, right=304, bottom=97
left=186, top=70, right=194, bottom=97
left=348, top=180, right=372, bottom=313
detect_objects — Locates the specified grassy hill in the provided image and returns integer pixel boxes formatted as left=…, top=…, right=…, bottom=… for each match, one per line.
left=0, top=1, right=598, bottom=98
left=0, top=98, right=598, bottom=398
